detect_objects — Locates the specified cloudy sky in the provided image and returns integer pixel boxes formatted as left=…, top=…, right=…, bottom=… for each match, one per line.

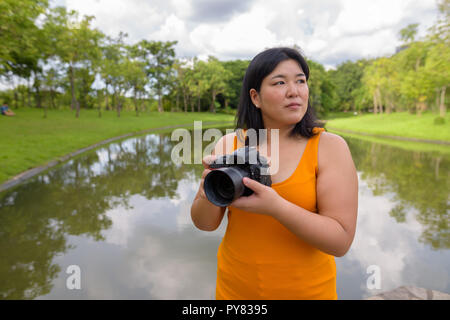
left=53, top=0, right=439, bottom=69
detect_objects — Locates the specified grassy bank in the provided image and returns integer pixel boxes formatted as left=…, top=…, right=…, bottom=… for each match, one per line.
left=325, top=112, right=450, bottom=142
left=2, top=108, right=449, bottom=187
left=0, top=107, right=234, bottom=185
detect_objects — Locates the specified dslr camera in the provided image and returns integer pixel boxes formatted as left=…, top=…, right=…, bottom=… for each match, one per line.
left=203, top=145, right=272, bottom=207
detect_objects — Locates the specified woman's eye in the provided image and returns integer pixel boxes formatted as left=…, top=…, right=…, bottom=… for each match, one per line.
left=297, top=79, right=306, bottom=84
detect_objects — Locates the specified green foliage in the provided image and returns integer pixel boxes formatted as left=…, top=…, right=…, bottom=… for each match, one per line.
left=0, top=0, right=448, bottom=119
left=434, top=116, right=446, bottom=125
left=307, top=59, right=336, bottom=116
left=328, top=59, right=369, bottom=113
left=0, top=0, right=48, bottom=74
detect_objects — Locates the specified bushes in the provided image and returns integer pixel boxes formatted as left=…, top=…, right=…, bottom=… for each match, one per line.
left=434, top=116, right=445, bottom=125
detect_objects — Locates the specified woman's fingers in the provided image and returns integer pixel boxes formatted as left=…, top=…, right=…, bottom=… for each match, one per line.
left=202, top=155, right=217, bottom=169
left=201, top=168, right=212, bottom=179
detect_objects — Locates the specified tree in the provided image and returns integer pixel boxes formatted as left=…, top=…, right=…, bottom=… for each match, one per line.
left=396, top=41, right=433, bottom=114
left=362, top=60, right=383, bottom=114
left=220, top=60, right=249, bottom=110
left=98, top=32, right=132, bottom=117
left=0, top=0, right=48, bottom=76
left=45, top=7, right=103, bottom=117
left=328, top=60, right=368, bottom=113
left=172, top=58, right=194, bottom=113
left=399, top=23, right=419, bottom=44
left=196, top=56, right=231, bottom=113
left=425, top=0, right=450, bottom=117
left=307, top=59, right=336, bottom=115
left=123, top=55, right=147, bottom=116
left=133, top=40, right=177, bottom=113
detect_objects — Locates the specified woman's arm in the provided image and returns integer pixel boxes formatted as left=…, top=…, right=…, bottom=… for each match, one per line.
left=273, top=132, right=358, bottom=256
left=190, top=132, right=236, bottom=231
left=190, top=168, right=226, bottom=231
left=231, top=132, right=358, bottom=256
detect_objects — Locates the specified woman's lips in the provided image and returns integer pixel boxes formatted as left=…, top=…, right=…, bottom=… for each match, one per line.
left=286, top=103, right=301, bottom=109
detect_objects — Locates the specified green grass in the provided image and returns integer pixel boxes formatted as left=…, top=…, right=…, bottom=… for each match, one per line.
left=325, top=111, right=450, bottom=142
left=2, top=108, right=449, bottom=186
left=327, top=127, right=450, bottom=155
left=0, top=107, right=234, bottom=185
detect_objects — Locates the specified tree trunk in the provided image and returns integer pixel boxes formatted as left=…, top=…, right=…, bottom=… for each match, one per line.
left=197, top=95, right=201, bottom=112
left=134, top=89, right=139, bottom=117
left=376, top=87, right=383, bottom=114
left=69, top=65, right=77, bottom=112
left=50, top=88, right=56, bottom=109
left=98, top=91, right=102, bottom=118
left=157, top=88, right=163, bottom=113
left=435, top=89, right=440, bottom=113
left=439, top=86, right=447, bottom=117
left=386, top=100, right=394, bottom=114
left=373, top=92, right=378, bottom=114
left=75, top=100, right=80, bottom=118
left=105, top=84, right=109, bottom=111
left=14, top=89, right=19, bottom=109
left=140, top=93, right=145, bottom=113
left=27, top=77, right=31, bottom=107
left=34, top=81, right=42, bottom=109
left=210, top=90, right=216, bottom=113
left=183, top=87, right=188, bottom=112
left=416, top=101, right=426, bottom=116
left=21, top=86, right=25, bottom=108
left=116, top=91, right=121, bottom=117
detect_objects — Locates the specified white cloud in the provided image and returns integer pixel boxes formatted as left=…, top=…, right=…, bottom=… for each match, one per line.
left=55, top=0, right=439, bottom=67
left=190, top=6, right=279, bottom=60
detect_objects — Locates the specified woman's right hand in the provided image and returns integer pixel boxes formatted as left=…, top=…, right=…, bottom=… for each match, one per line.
left=191, top=133, right=235, bottom=231
left=197, top=155, right=217, bottom=201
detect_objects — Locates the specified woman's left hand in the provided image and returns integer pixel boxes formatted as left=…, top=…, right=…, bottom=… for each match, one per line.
left=229, top=177, right=284, bottom=216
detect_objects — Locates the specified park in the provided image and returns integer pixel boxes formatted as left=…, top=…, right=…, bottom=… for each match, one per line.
left=0, top=0, right=448, bottom=302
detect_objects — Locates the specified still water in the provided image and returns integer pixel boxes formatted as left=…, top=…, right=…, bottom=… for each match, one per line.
left=0, top=128, right=448, bottom=299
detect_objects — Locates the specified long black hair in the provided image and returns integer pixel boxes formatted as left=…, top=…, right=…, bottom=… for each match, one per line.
left=235, top=47, right=321, bottom=142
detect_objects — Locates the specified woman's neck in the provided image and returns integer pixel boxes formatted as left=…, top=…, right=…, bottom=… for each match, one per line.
left=263, top=124, right=296, bottom=145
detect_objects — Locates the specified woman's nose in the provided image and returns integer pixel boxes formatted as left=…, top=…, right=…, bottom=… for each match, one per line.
left=286, top=82, right=299, bottom=97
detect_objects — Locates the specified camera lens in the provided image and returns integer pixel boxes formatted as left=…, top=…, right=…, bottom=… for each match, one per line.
left=215, top=174, right=234, bottom=200
left=204, top=167, right=248, bottom=207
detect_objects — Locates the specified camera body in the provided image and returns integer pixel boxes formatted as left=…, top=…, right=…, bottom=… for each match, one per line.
left=203, top=146, right=272, bottom=207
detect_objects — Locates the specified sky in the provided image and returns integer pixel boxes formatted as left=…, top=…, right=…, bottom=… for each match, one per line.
left=51, top=0, right=441, bottom=69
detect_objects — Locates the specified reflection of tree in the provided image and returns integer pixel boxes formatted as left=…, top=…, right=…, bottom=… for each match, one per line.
left=348, top=136, right=449, bottom=249
left=0, top=128, right=225, bottom=299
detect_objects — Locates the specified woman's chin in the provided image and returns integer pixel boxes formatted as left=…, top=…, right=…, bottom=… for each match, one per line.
left=285, top=112, right=306, bottom=125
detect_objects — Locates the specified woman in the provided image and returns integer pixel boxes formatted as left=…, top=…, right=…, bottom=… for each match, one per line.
left=190, top=47, right=358, bottom=299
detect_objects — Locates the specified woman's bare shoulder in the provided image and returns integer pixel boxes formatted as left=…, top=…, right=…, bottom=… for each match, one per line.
left=317, top=132, right=353, bottom=167
left=319, top=131, right=349, bottom=147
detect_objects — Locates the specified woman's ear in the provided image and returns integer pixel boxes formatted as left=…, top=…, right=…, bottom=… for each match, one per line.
left=249, top=88, right=261, bottom=108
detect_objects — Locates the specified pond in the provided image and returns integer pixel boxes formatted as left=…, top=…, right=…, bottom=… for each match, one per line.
left=0, top=127, right=448, bottom=299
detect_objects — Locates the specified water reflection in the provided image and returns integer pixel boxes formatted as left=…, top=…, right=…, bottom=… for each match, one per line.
left=0, top=129, right=448, bottom=299
left=337, top=135, right=449, bottom=299
left=347, top=137, right=449, bottom=250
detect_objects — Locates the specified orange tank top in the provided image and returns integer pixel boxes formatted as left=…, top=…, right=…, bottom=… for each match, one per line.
left=215, top=127, right=337, bottom=300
